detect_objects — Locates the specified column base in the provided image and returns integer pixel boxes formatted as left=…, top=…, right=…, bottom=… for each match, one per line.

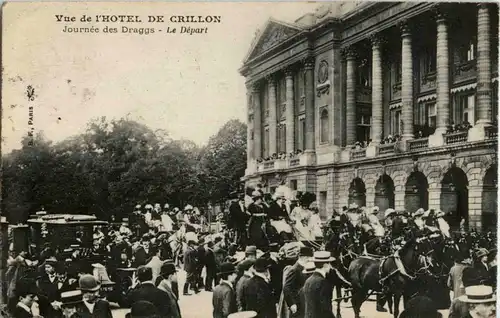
left=467, top=124, right=489, bottom=142
left=300, top=150, right=316, bottom=166
left=428, top=128, right=447, bottom=147
left=366, top=143, right=379, bottom=158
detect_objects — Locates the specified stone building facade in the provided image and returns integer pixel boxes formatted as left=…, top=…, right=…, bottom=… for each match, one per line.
left=240, top=2, right=498, bottom=231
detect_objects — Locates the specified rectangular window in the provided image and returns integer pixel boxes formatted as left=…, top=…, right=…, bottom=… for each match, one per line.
left=391, top=108, right=402, bottom=135
left=427, top=102, right=436, bottom=128
left=290, top=180, right=297, bottom=190
left=357, top=114, right=371, bottom=143
left=298, top=116, right=306, bottom=151
left=424, top=47, right=437, bottom=74
left=319, top=191, right=328, bottom=220
left=357, top=58, right=371, bottom=88
left=461, top=94, right=475, bottom=124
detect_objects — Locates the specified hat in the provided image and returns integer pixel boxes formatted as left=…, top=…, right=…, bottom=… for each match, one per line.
left=122, top=218, right=129, bottom=223
left=160, top=263, right=177, bottom=278
left=60, top=290, right=82, bottom=307
left=371, top=206, right=380, bottom=214
left=413, top=208, right=425, bottom=217
left=237, top=259, right=255, bottom=273
left=78, top=274, right=100, bottom=292
left=312, top=251, right=335, bottom=263
left=245, top=245, right=257, bottom=255
left=253, top=258, right=271, bottom=273
left=218, top=262, right=236, bottom=276
left=475, top=248, right=490, bottom=259
left=384, top=208, right=396, bottom=219
left=184, top=204, right=193, bottom=211
left=45, top=257, right=58, bottom=266
left=398, top=296, right=440, bottom=318
left=458, top=285, right=496, bottom=303
left=125, top=301, right=159, bottom=318
left=145, top=204, right=153, bottom=210
left=16, top=279, right=41, bottom=298
left=348, top=203, right=358, bottom=210
left=251, top=190, right=262, bottom=198
left=302, top=262, right=316, bottom=274
left=228, top=311, right=257, bottom=318
left=135, top=204, right=141, bottom=209
left=174, top=207, right=180, bottom=212
left=164, top=203, right=169, bottom=209
left=299, top=246, right=314, bottom=257
left=435, top=210, right=445, bottom=218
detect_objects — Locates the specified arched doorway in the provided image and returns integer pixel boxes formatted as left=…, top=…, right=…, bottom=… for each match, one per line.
left=440, top=167, right=468, bottom=230
left=482, top=165, right=497, bottom=231
left=404, top=171, right=429, bottom=214
left=375, top=174, right=395, bottom=213
left=348, top=178, right=366, bottom=207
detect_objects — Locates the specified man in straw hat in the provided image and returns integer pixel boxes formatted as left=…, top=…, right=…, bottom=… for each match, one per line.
left=458, top=285, right=496, bottom=318
left=73, top=274, right=112, bottom=317
left=241, top=257, right=276, bottom=318
left=302, top=251, right=335, bottom=318
left=213, top=262, right=238, bottom=318
left=59, top=289, right=82, bottom=318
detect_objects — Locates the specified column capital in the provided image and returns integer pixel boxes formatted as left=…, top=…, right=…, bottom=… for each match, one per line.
left=369, top=33, right=386, bottom=48
left=265, top=74, right=276, bottom=86
left=477, top=3, right=490, bottom=10
left=341, top=46, right=357, bottom=60
left=431, top=5, right=448, bottom=24
left=398, top=20, right=412, bottom=38
left=284, top=67, right=294, bottom=78
left=251, top=82, right=261, bottom=93
left=303, top=56, right=315, bottom=70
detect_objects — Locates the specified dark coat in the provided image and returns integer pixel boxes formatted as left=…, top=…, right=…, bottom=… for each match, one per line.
left=242, top=275, right=276, bottom=318
left=267, top=202, right=289, bottom=221
left=133, top=246, right=152, bottom=267
left=160, top=283, right=182, bottom=318
left=12, top=305, right=33, bottom=318
left=283, top=262, right=306, bottom=309
left=197, top=246, right=206, bottom=267
left=212, top=281, right=237, bottom=318
left=125, top=282, right=174, bottom=317
left=228, top=201, right=249, bottom=230
left=37, top=274, right=59, bottom=302
left=205, top=247, right=217, bottom=271
left=183, top=246, right=198, bottom=273
left=236, top=274, right=251, bottom=311
left=73, top=299, right=113, bottom=318
left=463, top=263, right=491, bottom=287
left=303, top=272, right=334, bottom=318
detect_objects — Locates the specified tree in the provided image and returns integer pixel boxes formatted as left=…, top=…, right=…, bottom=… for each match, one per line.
left=200, top=119, right=247, bottom=209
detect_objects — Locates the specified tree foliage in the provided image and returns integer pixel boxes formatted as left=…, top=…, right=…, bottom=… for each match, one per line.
left=1, top=118, right=247, bottom=223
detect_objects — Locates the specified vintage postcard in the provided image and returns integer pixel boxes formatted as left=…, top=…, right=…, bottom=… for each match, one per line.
left=0, top=2, right=497, bottom=318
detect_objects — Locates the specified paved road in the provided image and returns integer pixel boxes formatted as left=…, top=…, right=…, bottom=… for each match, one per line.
left=112, top=269, right=450, bottom=318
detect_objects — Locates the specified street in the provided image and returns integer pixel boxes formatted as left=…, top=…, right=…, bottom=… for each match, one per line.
left=112, top=268, right=451, bottom=318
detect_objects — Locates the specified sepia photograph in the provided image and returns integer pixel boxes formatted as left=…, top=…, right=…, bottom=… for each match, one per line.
left=0, top=1, right=498, bottom=318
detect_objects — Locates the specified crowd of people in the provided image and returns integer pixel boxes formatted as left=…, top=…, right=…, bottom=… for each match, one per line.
left=2, top=186, right=497, bottom=318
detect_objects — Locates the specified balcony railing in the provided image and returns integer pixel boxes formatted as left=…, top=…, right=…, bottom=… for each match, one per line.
left=485, top=126, right=498, bottom=140
left=351, top=148, right=366, bottom=160
left=263, top=161, right=275, bottom=170
left=378, top=143, right=395, bottom=155
left=408, top=138, right=429, bottom=151
left=444, top=131, right=468, bottom=145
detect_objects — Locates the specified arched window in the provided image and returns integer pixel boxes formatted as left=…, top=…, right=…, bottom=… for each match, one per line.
left=320, top=108, right=329, bottom=143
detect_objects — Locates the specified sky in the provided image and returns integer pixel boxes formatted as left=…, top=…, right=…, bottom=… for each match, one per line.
left=2, top=1, right=320, bottom=153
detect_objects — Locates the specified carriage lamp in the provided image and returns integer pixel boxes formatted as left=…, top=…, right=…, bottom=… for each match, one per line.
left=448, top=182, right=456, bottom=192
left=411, top=185, right=419, bottom=193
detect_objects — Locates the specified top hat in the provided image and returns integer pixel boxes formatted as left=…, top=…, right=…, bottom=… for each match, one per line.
left=458, top=285, right=496, bottom=303
left=302, top=262, right=316, bottom=274
left=312, top=251, right=335, bottom=263
left=60, top=290, right=83, bottom=307
left=384, top=208, right=396, bottom=219
left=299, top=246, right=314, bottom=257
left=125, top=300, right=159, bottom=318
left=218, top=262, right=236, bottom=276
left=159, top=263, right=177, bottom=278
left=245, top=246, right=257, bottom=255
left=78, top=274, right=100, bottom=292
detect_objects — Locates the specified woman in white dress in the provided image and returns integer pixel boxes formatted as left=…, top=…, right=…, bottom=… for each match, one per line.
left=290, top=203, right=312, bottom=240
left=308, top=202, right=323, bottom=240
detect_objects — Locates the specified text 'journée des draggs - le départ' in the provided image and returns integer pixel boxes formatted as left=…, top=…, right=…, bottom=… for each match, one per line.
left=55, top=14, right=222, bottom=35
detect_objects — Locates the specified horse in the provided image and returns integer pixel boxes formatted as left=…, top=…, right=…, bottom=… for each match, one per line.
left=348, top=235, right=435, bottom=318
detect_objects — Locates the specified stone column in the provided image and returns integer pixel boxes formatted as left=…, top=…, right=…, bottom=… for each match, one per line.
left=246, top=90, right=254, bottom=163
left=253, top=85, right=262, bottom=159
left=345, top=48, right=357, bottom=146
left=285, top=69, right=295, bottom=153
left=367, top=35, right=384, bottom=158
left=305, top=59, right=315, bottom=152
left=430, top=11, right=450, bottom=147
left=268, top=77, right=277, bottom=155
left=400, top=22, right=414, bottom=145
left=470, top=4, right=492, bottom=141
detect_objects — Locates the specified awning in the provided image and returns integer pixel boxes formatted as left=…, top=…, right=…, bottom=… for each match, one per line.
left=451, top=83, right=477, bottom=94
left=417, top=93, right=437, bottom=103
left=389, top=102, right=402, bottom=110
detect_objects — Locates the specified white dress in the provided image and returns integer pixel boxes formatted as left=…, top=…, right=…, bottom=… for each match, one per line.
left=290, top=207, right=312, bottom=240
left=161, top=214, right=174, bottom=232
left=308, top=213, right=323, bottom=238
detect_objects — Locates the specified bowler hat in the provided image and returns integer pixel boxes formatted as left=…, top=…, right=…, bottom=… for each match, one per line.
left=125, top=301, right=159, bottom=318
left=475, top=248, right=490, bottom=259
left=237, top=259, right=255, bottom=273
left=218, top=262, right=236, bottom=276
left=78, top=274, right=100, bottom=292
left=299, top=246, right=313, bottom=257
left=253, top=258, right=271, bottom=273
left=159, top=263, right=177, bottom=278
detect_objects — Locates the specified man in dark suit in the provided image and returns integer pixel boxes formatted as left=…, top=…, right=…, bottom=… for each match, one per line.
left=36, top=257, right=60, bottom=317
left=303, top=251, right=335, bottom=318
left=196, top=238, right=207, bottom=290
left=155, top=263, right=182, bottom=318
left=205, top=240, right=217, bottom=292
left=125, top=266, right=173, bottom=317
left=212, top=262, right=238, bottom=318
left=12, top=279, right=41, bottom=318
left=242, top=258, right=276, bottom=318
left=133, top=235, right=153, bottom=267
left=235, top=259, right=255, bottom=311
left=183, top=239, right=200, bottom=295
left=463, top=248, right=491, bottom=287
left=283, top=247, right=313, bottom=317
left=228, top=194, right=250, bottom=247
left=73, top=274, right=113, bottom=318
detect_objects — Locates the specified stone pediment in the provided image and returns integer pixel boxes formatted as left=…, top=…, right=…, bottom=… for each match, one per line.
left=244, top=19, right=303, bottom=64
